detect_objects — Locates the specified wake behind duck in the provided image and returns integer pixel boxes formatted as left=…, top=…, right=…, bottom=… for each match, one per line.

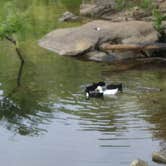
left=85, top=82, right=122, bottom=99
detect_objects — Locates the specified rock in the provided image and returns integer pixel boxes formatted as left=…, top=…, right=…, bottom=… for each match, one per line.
left=152, top=152, right=166, bottom=164
left=130, top=159, right=148, bottom=166
left=105, top=6, right=151, bottom=21
left=84, top=50, right=145, bottom=62
left=84, top=51, right=115, bottom=62
left=39, top=26, right=99, bottom=56
left=130, top=6, right=151, bottom=20
left=80, top=4, right=97, bottom=17
left=39, top=20, right=158, bottom=58
left=80, top=1, right=115, bottom=18
left=58, top=11, right=79, bottom=22
left=159, top=1, right=166, bottom=13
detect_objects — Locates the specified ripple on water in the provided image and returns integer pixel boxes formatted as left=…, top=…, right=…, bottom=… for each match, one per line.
left=48, top=80, right=163, bottom=158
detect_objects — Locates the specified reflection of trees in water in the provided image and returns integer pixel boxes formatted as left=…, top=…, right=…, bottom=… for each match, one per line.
left=0, top=97, right=47, bottom=136
left=0, top=61, right=54, bottom=136
left=146, top=99, right=166, bottom=143
left=138, top=76, right=166, bottom=151
left=149, top=105, right=166, bottom=152
left=104, top=66, right=166, bottom=141
left=0, top=0, right=99, bottom=137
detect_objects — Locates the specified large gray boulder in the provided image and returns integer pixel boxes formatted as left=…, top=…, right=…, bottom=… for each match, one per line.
left=39, top=26, right=99, bottom=56
left=39, top=20, right=158, bottom=58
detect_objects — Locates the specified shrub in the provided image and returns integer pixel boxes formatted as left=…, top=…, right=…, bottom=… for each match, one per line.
left=152, top=9, right=166, bottom=32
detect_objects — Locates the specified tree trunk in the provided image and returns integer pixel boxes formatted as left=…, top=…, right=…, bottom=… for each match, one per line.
left=5, top=35, right=24, bottom=86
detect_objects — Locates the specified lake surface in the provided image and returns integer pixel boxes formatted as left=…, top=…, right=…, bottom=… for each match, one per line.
left=0, top=1, right=166, bottom=166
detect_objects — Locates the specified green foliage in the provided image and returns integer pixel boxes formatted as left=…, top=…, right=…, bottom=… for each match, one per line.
left=61, top=0, right=82, bottom=14
left=140, top=0, right=153, bottom=9
left=115, top=0, right=126, bottom=10
left=115, top=0, right=155, bottom=11
left=0, top=1, right=27, bottom=40
left=0, top=15, right=23, bottom=39
left=153, top=9, right=166, bottom=32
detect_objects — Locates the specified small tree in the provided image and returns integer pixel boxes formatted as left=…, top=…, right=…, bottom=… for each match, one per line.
left=0, top=5, right=28, bottom=86
left=0, top=13, right=25, bottom=62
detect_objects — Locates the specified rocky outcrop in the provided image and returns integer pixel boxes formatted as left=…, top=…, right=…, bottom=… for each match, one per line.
left=152, top=152, right=166, bottom=164
left=80, top=3, right=114, bottom=18
left=84, top=50, right=145, bottom=62
left=130, top=159, right=148, bottom=166
left=80, top=0, right=115, bottom=18
left=101, top=6, right=152, bottom=21
left=39, top=26, right=98, bottom=56
left=39, top=20, right=158, bottom=62
left=80, top=0, right=166, bottom=21
left=58, top=11, right=79, bottom=22
left=158, top=1, right=166, bottom=13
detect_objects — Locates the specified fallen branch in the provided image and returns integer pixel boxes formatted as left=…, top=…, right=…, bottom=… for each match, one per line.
left=100, top=43, right=166, bottom=51
left=5, top=36, right=17, bottom=45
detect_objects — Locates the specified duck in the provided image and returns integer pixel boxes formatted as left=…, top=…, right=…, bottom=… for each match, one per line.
left=85, top=82, right=122, bottom=99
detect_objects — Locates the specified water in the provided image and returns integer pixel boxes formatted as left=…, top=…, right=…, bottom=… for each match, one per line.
left=0, top=0, right=166, bottom=166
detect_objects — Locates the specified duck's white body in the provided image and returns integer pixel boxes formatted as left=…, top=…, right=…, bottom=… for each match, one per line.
left=103, top=88, right=118, bottom=95
left=97, top=86, right=118, bottom=96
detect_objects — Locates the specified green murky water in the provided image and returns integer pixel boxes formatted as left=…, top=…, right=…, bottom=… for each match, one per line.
left=0, top=1, right=166, bottom=166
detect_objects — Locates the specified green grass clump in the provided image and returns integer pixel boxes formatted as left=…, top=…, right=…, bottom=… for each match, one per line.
left=115, top=0, right=126, bottom=10
left=139, top=0, right=153, bottom=9
left=115, top=0, right=155, bottom=11
left=152, top=9, right=166, bottom=32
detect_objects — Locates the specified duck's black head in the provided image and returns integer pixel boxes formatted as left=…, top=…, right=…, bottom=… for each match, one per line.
left=97, top=81, right=105, bottom=87
left=85, top=81, right=105, bottom=93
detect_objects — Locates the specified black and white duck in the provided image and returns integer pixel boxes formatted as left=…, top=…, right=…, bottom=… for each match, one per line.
left=85, top=82, right=122, bottom=99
